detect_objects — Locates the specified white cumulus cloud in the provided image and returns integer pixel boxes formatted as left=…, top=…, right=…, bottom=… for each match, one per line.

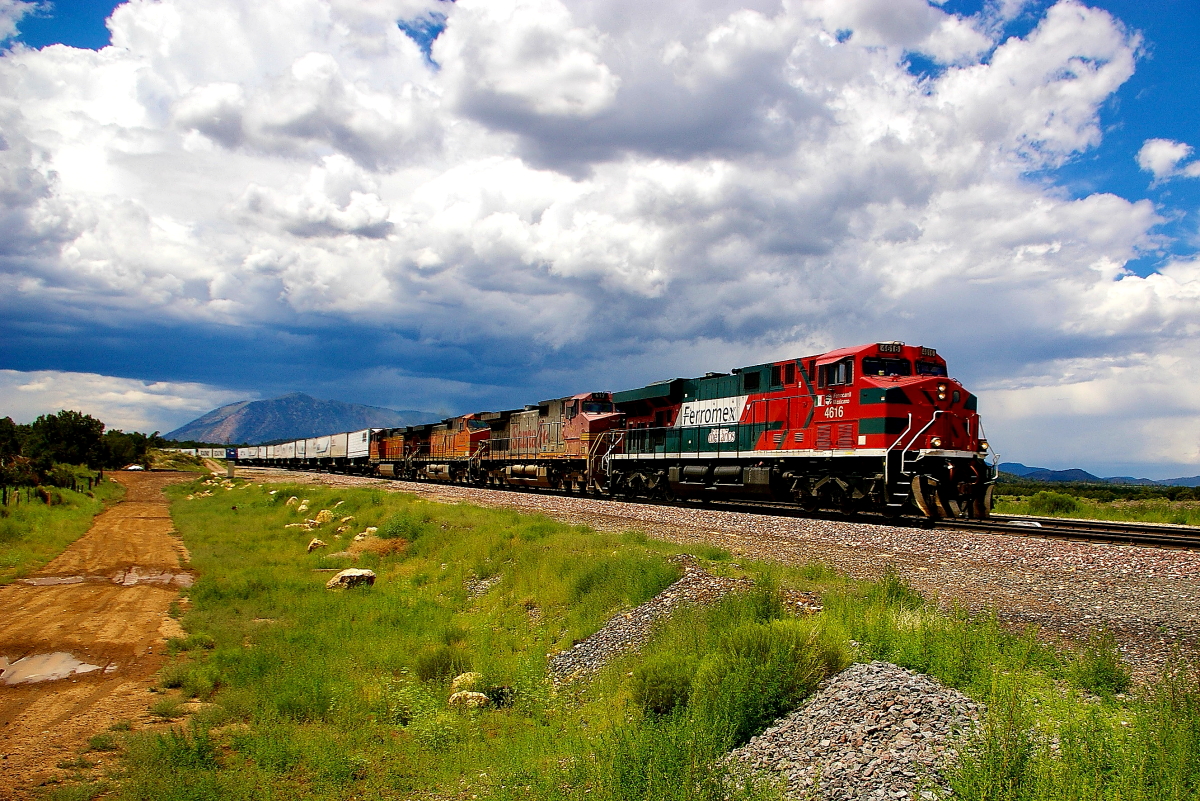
left=1, top=0, right=1198, bottom=475
left=1137, top=138, right=1200, bottom=181
left=0, top=370, right=249, bottom=433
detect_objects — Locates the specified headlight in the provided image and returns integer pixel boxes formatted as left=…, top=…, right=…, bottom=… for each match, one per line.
left=936, top=382, right=947, bottom=400
left=930, top=436, right=942, bottom=448
left=979, top=441, right=989, bottom=452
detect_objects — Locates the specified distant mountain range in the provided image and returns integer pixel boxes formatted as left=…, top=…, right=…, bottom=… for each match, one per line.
left=165, top=393, right=441, bottom=445
left=1000, top=463, right=1200, bottom=488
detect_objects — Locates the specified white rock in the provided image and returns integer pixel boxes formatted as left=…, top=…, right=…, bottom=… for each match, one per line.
left=450, top=672, right=482, bottom=694
left=325, top=568, right=375, bottom=589
left=448, top=691, right=490, bottom=710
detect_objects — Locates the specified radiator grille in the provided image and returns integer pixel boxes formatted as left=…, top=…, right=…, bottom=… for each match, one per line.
left=836, top=423, right=856, bottom=449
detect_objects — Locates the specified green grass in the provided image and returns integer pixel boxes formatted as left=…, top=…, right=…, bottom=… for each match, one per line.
left=0, top=479, right=124, bottom=583
left=99, top=478, right=1200, bottom=801
left=995, top=490, right=1200, bottom=526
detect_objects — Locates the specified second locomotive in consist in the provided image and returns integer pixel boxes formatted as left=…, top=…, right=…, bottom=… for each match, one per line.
left=236, top=342, right=995, bottom=520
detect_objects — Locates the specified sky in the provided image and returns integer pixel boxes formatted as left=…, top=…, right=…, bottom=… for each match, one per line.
left=0, top=0, right=1198, bottom=477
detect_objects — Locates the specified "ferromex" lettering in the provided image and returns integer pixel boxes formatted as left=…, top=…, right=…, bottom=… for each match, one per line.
left=676, top=396, right=748, bottom=427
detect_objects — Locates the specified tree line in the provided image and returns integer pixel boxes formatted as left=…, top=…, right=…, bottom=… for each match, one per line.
left=0, top=410, right=166, bottom=489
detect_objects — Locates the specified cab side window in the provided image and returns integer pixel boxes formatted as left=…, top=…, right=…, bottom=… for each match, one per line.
left=818, top=358, right=854, bottom=387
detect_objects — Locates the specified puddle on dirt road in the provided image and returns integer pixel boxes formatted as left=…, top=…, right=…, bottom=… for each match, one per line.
left=19, top=569, right=194, bottom=588
left=0, top=652, right=108, bottom=685
left=19, top=576, right=88, bottom=586
left=111, top=568, right=194, bottom=587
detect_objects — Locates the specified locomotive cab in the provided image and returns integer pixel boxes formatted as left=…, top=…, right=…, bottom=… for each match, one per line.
left=847, top=343, right=993, bottom=518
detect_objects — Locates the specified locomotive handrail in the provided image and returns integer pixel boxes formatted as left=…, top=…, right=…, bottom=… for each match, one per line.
left=885, top=413, right=914, bottom=481
left=587, top=430, right=625, bottom=490
left=898, top=410, right=942, bottom=476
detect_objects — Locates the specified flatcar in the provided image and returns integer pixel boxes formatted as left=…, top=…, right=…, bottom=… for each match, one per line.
left=236, top=342, right=995, bottom=519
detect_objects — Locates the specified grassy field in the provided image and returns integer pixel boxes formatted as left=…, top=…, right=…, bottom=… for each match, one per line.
left=995, top=490, right=1200, bottom=526
left=59, top=479, right=1200, bottom=801
left=0, top=478, right=124, bottom=584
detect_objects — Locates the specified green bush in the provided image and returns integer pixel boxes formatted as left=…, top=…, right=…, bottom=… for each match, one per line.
left=87, top=732, right=119, bottom=751
left=866, top=566, right=924, bottom=610
left=375, top=678, right=438, bottom=725
left=690, top=618, right=847, bottom=744
left=167, top=633, right=216, bottom=653
left=149, top=726, right=218, bottom=770
left=414, top=644, right=471, bottom=683
left=1072, top=630, right=1132, bottom=697
left=1027, top=491, right=1080, bottom=515
left=378, top=510, right=431, bottom=540
left=632, top=654, right=697, bottom=716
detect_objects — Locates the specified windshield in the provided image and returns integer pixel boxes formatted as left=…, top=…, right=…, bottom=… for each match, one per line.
left=582, top=402, right=614, bottom=414
left=916, top=361, right=947, bottom=376
left=862, top=357, right=912, bottom=377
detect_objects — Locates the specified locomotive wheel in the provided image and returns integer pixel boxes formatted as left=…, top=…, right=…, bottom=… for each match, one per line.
left=795, top=479, right=821, bottom=513
left=971, top=484, right=993, bottom=519
left=911, top=476, right=940, bottom=520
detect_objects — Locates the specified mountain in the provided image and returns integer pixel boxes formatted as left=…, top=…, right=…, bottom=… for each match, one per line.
left=165, top=393, right=440, bottom=444
left=998, top=462, right=1042, bottom=477
left=999, top=462, right=1200, bottom=487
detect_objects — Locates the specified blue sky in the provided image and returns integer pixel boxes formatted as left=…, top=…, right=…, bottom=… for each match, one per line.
left=1, top=0, right=1199, bottom=477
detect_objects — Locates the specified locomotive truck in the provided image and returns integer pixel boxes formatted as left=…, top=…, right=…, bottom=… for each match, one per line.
left=236, top=342, right=995, bottom=520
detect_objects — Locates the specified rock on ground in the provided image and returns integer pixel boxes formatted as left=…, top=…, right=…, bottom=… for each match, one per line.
left=448, top=690, right=490, bottom=710
left=325, top=568, right=375, bottom=589
left=730, top=661, right=981, bottom=801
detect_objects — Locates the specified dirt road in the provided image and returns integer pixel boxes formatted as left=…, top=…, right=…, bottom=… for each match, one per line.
left=0, top=472, right=194, bottom=800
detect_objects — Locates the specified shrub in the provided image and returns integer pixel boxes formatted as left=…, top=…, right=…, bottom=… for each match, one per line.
left=632, top=654, right=698, bottom=716
left=150, top=726, right=218, bottom=770
left=414, top=644, right=470, bottom=683
left=150, top=697, right=185, bottom=719
left=167, top=633, right=216, bottom=653
left=867, top=566, right=924, bottom=610
left=408, top=712, right=461, bottom=750
left=159, top=663, right=189, bottom=689
left=1028, top=491, right=1080, bottom=515
left=375, top=678, right=438, bottom=725
left=378, top=509, right=431, bottom=540
left=690, top=618, right=848, bottom=744
left=1072, top=630, right=1132, bottom=697
left=87, top=732, right=119, bottom=751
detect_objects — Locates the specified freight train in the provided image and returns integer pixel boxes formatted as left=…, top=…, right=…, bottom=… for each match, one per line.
left=235, top=342, right=996, bottom=519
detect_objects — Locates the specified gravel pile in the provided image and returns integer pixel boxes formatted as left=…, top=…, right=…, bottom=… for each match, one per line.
left=548, top=556, right=751, bottom=683
left=235, top=468, right=1200, bottom=674
left=730, top=661, right=981, bottom=801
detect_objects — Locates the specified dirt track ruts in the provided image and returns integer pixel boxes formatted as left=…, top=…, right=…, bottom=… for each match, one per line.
left=0, top=472, right=193, bottom=800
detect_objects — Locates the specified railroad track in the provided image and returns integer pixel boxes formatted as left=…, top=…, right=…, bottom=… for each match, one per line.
left=240, top=465, right=1200, bottom=550
left=936, top=515, right=1200, bottom=550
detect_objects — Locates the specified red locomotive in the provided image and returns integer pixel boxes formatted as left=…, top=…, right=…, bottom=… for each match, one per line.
left=239, top=342, right=995, bottom=519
